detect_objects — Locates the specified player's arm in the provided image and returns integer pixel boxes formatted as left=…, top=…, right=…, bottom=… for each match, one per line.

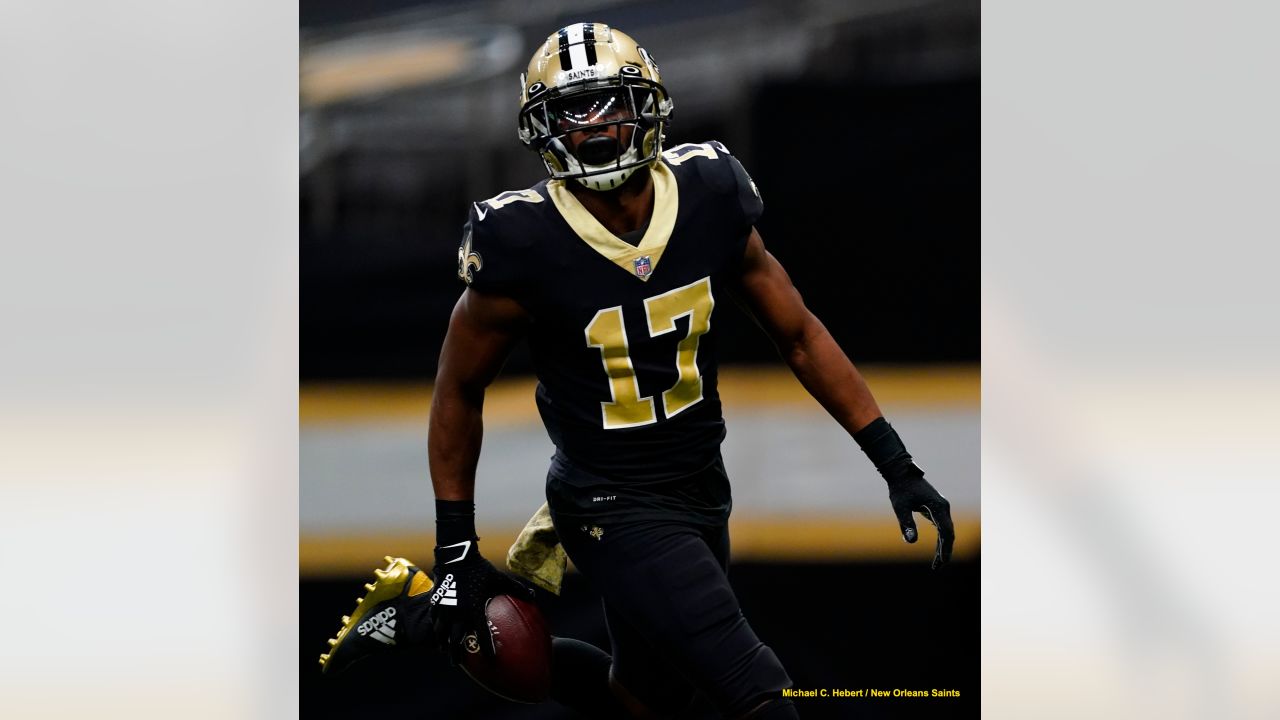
left=731, top=228, right=955, bottom=568
left=429, top=287, right=528, bottom=502
left=426, top=287, right=534, bottom=663
left=732, top=228, right=882, bottom=435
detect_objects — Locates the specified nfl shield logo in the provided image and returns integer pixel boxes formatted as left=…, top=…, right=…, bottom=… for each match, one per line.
left=633, top=255, right=652, bottom=279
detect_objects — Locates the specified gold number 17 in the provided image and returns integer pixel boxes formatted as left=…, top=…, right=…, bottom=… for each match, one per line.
left=584, top=276, right=714, bottom=429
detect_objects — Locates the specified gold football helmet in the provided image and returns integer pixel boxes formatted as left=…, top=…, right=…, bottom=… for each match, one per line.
left=518, top=23, right=674, bottom=191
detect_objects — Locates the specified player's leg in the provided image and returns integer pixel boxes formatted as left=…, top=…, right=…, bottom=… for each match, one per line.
left=556, top=517, right=794, bottom=718
left=701, top=525, right=799, bottom=720
left=551, top=517, right=705, bottom=716
left=589, top=519, right=733, bottom=717
left=549, top=636, right=630, bottom=717
left=540, top=556, right=697, bottom=717
left=602, top=599, right=699, bottom=716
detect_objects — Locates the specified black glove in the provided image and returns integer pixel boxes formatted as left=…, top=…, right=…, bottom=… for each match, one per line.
left=855, top=418, right=956, bottom=569
left=427, top=500, right=534, bottom=665
left=883, top=458, right=954, bottom=569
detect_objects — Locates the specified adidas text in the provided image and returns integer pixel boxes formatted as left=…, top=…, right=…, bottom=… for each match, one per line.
left=357, top=607, right=398, bottom=645
left=430, top=574, right=458, bottom=606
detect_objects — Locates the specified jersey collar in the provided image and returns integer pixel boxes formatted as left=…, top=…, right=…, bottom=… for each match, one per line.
left=547, top=161, right=678, bottom=282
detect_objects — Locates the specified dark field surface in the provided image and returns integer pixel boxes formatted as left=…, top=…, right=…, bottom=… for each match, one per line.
left=302, top=559, right=979, bottom=719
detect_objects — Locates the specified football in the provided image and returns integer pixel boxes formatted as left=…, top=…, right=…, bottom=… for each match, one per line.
left=459, top=594, right=552, bottom=703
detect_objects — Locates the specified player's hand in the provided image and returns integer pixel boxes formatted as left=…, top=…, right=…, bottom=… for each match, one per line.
left=882, top=460, right=955, bottom=569
left=427, top=540, right=535, bottom=665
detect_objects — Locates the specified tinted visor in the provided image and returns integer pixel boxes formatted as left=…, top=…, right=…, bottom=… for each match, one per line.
left=546, top=89, right=636, bottom=132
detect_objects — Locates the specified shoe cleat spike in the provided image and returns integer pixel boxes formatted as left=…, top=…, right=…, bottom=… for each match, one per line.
left=364, top=583, right=376, bottom=592
left=384, top=555, right=395, bottom=565
left=328, top=638, right=337, bottom=647
left=355, top=597, right=363, bottom=605
left=374, top=568, right=388, bottom=579
left=319, top=653, right=329, bottom=664
left=341, top=615, right=350, bottom=624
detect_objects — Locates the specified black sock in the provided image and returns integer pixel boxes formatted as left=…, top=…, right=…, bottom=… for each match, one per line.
left=550, top=637, right=627, bottom=718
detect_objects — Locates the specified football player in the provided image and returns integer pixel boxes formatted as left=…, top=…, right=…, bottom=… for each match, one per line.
left=325, top=23, right=954, bottom=719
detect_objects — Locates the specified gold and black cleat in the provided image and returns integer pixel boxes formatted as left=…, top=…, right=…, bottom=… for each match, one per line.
left=319, top=556, right=435, bottom=675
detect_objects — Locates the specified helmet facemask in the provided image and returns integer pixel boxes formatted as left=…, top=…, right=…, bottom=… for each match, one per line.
left=520, top=79, right=671, bottom=192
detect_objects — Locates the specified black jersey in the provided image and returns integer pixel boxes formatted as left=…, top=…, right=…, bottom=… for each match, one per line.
left=459, top=141, right=763, bottom=483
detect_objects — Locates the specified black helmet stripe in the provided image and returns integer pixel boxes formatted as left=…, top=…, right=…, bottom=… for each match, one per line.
left=558, top=27, right=571, bottom=69
left=582, top=23, right=597, bottom=65
left=558, top=23, right=594, bottom=70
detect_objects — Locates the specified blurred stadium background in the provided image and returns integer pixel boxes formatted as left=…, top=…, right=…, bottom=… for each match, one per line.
left=300, top=0, right=978, bottom=717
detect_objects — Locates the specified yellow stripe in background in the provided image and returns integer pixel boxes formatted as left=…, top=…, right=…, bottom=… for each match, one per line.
left=299, top=515, right=980, bottom=577
left=299, top=364, right=979, bottom=425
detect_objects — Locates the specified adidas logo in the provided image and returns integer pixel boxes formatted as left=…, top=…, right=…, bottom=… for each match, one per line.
left=356, top=607, right=397, bottom=645
left=429, top=574, right=457, bottom=607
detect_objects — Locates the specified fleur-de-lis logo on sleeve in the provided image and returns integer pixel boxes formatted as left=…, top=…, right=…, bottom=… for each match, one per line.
left=457, top=228, right=483, bottom=285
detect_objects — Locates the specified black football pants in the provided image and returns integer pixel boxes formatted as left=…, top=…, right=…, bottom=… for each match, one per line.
left=550, top=509, right=792, bottom=717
